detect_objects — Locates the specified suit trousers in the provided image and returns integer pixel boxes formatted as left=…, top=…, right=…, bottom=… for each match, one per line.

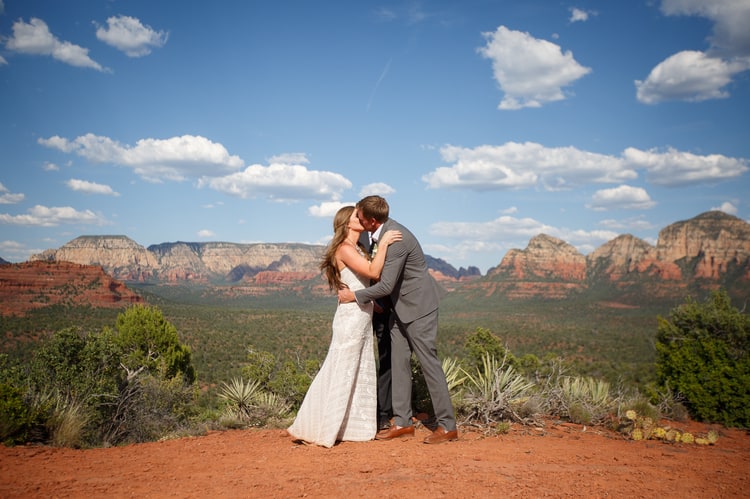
left=390, top=308, right=456, bottom=431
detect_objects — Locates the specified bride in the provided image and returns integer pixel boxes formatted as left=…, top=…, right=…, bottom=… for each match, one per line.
left=287, top=205, right=401, bottom=447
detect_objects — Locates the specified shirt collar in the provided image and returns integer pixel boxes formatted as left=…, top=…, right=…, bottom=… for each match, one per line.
left=371, top=225, right=384, bottom=243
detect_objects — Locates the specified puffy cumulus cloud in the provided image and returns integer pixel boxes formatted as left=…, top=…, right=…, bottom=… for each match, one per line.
left=424, top=142, right=748, bottom=192
left=201, top=158, right=352, bottom=202
left=66, top=179, right=120, bottom=196
left=427, top=214, right=618, bottom=266
left=0, top=182, right=25, bottom=204
left=587, top=185, right=657, bottom=211
left=712, top=201, right=739, bottom=215
left=95, top=15, right=168, bottom=57
left=477, top=26, right=591, bottom=110
left=0, top=205, right=108, bottom=227
left=430, top=214, right=556, bottom=241
left=5, top=18, right=108, bottom=71
left=197, top=229, right=215, bottom=238
left=636, top=0, right=750, bottom=103
left=358, top=182, right=395, bottom=198
left=661, top=0, right=750, bottom=58
left=423, top=142, right=635, bottom=191
left=309, top=201, right=354, bottom=218
left=623, top=147, right=749, bottom=186
left=39, top=134, right=244, bottom=182
left=635, top=50, right=747, bottom=103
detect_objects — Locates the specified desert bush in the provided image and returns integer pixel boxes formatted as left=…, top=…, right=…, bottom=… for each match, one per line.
left=115, top=305, right=195, bottom=384
left=461, top=353, right=537, bottom=424
left=464, top=328, right=517, bottom=372
left=0, top=382, right=39, bottom=445
left=45, top=394, right=91, bottom=448
left=218, top=377, right=290, bottom=428
left=655, top=290, right=750, bottom=427
left=103, top=373, right=198, bottom=445
left=545, top=374, right=615, bottom=425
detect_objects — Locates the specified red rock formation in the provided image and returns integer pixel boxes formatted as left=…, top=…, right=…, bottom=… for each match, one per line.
left=0, top=261, right=143, bottom=317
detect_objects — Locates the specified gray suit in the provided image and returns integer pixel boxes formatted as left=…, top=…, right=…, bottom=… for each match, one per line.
left=354, top=218, right=456, bottom=431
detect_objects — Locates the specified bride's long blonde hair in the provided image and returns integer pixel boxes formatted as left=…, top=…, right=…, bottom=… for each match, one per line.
left=320, top=205, right=359, bottom=291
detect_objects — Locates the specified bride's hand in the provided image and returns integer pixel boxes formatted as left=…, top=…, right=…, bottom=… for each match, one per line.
left=381, top=230, right=402, bottom=246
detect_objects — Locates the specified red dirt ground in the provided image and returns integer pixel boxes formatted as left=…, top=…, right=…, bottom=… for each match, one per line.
left=1, top=418, right=748, bottom=498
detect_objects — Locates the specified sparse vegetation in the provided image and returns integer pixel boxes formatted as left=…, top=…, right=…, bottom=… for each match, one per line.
left=655, top=290, right=750, bottom=427
left=1, top=288, right=747, bottom=447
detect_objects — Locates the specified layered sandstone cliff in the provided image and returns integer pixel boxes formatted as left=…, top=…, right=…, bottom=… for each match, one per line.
left=469, top=211, right=750, bottom=300
left=0, top=260, right=143, bottom=316
left=32, top=237, right=324, bottom=284
left=23, top=211, right=750, bottom=302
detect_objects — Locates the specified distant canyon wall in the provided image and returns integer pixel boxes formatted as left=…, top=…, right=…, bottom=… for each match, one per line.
left=27, top=211, right=750, bottom=301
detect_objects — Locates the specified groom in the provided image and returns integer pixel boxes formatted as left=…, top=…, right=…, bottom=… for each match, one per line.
left=339, top=195, right=458, bottom=444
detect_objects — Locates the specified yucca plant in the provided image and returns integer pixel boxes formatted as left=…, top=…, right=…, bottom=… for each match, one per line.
left=554, top=376, right=614, bottom=425
left=442, top=357, right=468, bottom=393
left=462, top=353, right=535, bottom=424
left=218, top=377, right=262, bottom=421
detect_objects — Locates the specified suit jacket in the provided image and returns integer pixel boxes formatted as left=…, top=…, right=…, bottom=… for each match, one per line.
left=354, top=218, right=439, bottom=323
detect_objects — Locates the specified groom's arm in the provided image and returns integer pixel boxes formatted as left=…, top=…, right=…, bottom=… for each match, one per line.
left=353, top=239, right=407, bottom=304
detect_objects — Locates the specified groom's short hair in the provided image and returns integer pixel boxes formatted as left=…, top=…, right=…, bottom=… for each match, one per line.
left=357, top=195, right=389, bottom=223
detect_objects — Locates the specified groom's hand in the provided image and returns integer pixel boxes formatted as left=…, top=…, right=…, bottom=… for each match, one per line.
left=338, top=287, right=355, bottom=303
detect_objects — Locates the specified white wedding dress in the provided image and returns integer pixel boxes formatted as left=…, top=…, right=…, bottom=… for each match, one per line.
left=287, top=266, right=377, bottom=447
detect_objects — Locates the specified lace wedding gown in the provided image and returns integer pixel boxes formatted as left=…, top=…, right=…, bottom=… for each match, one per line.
left=287, top=266, right=377, bottom=447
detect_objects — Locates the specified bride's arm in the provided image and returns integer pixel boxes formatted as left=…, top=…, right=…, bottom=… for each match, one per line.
left=337, top=230, right=401, bottom=279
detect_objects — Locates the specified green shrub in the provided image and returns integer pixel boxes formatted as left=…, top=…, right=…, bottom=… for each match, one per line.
left=115, top=305, right=196, bottom=384
left=0, top=382, right=35, bottom=445
left=655, top=290, right=750, bottom=427
left=464, top=328, right=517, bottom=372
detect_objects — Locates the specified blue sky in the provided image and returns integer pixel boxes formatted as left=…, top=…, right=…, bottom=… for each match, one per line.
left=1, top=0, right=749, bottom=273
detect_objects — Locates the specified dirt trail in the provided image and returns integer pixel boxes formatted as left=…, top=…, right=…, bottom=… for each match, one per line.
left=1, top=419, right=748, bottom=498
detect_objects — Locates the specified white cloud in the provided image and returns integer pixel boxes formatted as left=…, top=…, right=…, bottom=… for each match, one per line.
left=569, top=8, right=591, bottom=23
left=5, top=18, right=108, bottom=71
left=43, top=162, right=60, bottom=171
left=598, top=217, right=656, bottom=231
left=427, top=214, right=619, bottom=265
left=309, top=201, right=354, bottom=217
left=39, top=134, right=244, bottom=182
left=0, top=183, right=25, bottom=204
left=423, top=142, right=635, bottom=191
left=95, top=15, right=168, bottom=57
left=66, top=179, right=120, bottom=196
left=712, top=201, right=738, bottom=215
left=623, top=147, right=749, bottom=186
left=358, top=182, right=395, bottom=198
left=431, top=214, right=555, bottom=241
left=268, top=152, right=309, bottom=165
left=587, top=185, right=657, bottom=211
left=661, top=0, right=750, bottom=58
left=0, top=205, right=109, bottom=227
left=197, top=229, right=215, bottom=238
left=477, top=26, right=591, bottom=110
left=635, top=50, right=747, bottom=104
left=0, top=55, right=7, bottom=66
left=636, top=1, right=750, bottom=103
left=201, top=161, right=352, bottom=202
left=423, top=142, right=749, bottom=192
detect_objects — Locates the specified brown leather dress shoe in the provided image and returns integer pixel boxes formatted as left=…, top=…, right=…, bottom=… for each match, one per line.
left=423, top=426, right=458, bottom=444
left=375, top=425, right=415, bottom=440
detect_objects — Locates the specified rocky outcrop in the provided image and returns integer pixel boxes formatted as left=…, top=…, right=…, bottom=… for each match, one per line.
left=32, top=237, right=325, bottom=284
left=465, top=211, right=750, bottom=300
left=0, top=261, right=143, bottom=316
left=24, top=211, right=750, bottom=303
